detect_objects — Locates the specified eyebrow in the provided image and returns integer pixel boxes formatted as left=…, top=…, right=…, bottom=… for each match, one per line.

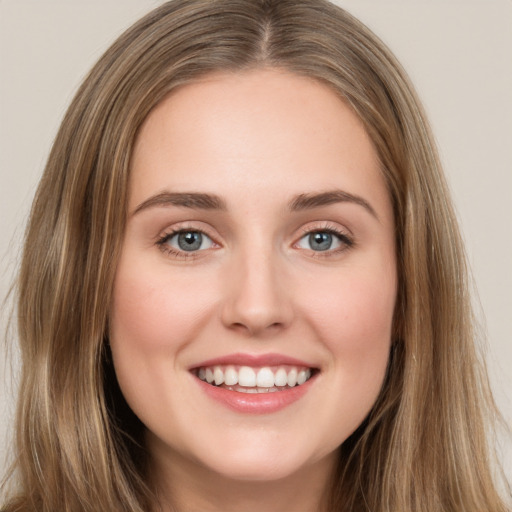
left=132, top=189, right=378, bottom=220
left=288, top=190, right=378, bottom=219
left=132, top=192, right=227, bottom=215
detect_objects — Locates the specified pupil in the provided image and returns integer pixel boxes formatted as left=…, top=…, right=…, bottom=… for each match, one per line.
left=310, top=232, right=332, bottom=251
left=178, top=232, right=202, bottom=251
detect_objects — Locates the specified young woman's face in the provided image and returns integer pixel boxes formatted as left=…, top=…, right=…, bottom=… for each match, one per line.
left=110, top=69, right=397, bottom=484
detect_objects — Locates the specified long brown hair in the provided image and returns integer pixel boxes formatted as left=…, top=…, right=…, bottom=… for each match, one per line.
left=2, top=1, right=510, bottom=510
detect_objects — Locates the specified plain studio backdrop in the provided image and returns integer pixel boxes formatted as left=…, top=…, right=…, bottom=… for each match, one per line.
left=0, top=0, right=511, bottom=484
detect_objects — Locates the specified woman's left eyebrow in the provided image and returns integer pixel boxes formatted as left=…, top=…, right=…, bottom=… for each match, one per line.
left=289, top=190, right=379, bottom=220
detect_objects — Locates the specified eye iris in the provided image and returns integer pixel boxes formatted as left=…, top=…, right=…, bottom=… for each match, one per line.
left=177, top=232, right=202, bottom=251
left=309, top=232, right=332, bottom=251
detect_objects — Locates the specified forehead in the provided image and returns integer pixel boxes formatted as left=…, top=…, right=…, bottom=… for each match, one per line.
left=129, top=68, right=388, bottom=216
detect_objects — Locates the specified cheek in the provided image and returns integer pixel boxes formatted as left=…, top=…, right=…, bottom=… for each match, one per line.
left=305, top=272, right=395, bottom=436
left=108, top=259, right=221, bottom=426
left=110, top=263, right=217, bottom=353
left=298, top=263, right=396, bottom=396
left=304, top=268, right=395, bottom=342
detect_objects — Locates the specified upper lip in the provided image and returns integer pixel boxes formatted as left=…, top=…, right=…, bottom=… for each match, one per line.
left=190, top=352, right=317, bottom=370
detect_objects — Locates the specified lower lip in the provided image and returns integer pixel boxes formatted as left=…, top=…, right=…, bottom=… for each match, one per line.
left=194, top=374, right=317, bottom=414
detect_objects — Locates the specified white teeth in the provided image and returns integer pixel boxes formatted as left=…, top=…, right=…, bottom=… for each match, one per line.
left=256, top=367, right=275, bottom=387
left=196, top=364, right=315, bottom=391
left=287, top=368, right=298, bottom=387
left=238, top=366, right=256, bottom=387
left=224, top=365, right=238, bottom=386
left=297, top=369, right=308, bottom=385
left=214, top=366, right=224, bottom=386
left=274, top=368, right=288, bottom=387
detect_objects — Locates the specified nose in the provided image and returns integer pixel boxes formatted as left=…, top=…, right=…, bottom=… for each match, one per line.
left=220, top=248, right=294, bottom=337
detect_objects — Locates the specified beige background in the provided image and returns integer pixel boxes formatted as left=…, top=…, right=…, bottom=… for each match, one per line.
left=1, top=0, right=511, bottom=482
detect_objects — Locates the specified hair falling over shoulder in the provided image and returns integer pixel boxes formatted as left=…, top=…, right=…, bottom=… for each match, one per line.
left=1, top=0, right=510, bottom=510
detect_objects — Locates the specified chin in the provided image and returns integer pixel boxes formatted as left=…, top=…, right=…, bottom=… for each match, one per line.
left=192, top=435, right=329, bottom=483
left=204, top=455, right=309, bottom=482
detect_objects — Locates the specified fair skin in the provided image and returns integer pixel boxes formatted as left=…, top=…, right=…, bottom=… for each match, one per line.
left=110, top=68, right=397, bottom=512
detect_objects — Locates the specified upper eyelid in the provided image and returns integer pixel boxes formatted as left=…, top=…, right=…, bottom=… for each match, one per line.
left=298, top=221, right=353, bottom=238
left=296, top=228, right=353, bottom=244
left=299, top=225, right=348, bottom=235
left=155, top=222, right=217, bottom=241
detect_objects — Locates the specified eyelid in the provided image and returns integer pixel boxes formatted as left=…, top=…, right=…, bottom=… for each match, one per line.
left=154, top=220, right=219, bottom=242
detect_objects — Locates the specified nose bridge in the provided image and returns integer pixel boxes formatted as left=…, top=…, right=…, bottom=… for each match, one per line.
left=221, top=236, right=292, bottom=335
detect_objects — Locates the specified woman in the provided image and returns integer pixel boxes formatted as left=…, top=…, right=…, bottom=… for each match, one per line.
left=1, top=0, right=510, bottom=510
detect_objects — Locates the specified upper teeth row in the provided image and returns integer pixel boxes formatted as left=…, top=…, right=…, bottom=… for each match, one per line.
left=197, top=366, right=312, bottom=388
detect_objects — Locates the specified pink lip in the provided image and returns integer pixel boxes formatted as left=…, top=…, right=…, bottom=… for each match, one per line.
left=189, top=352, right=319, bottom=414
left=194, top=373, right=317, bottom=414
left=190, top=352, right=316, bottom=369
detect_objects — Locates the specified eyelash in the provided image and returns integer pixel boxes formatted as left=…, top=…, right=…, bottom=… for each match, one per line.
left=156, top=227, right=215, bottom=260
left=156, top=223, right=354, bottom=260
left=297, top=223, right=354, bottom=257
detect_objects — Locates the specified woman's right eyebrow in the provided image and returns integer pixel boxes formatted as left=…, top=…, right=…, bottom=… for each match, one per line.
left=132, top=191, right=227, bottom=215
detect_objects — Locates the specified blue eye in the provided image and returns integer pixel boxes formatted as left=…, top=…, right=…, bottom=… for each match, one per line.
left=296, top=230, right=350, bottom=252
left=163, top=230, right=214, bottom=252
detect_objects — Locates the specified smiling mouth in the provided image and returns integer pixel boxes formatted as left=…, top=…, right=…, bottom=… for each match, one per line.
left=192, top=365, right=317, bottom=393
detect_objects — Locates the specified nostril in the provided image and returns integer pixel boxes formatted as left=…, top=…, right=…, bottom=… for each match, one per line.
left=228, top=320, right=285, bottom=337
